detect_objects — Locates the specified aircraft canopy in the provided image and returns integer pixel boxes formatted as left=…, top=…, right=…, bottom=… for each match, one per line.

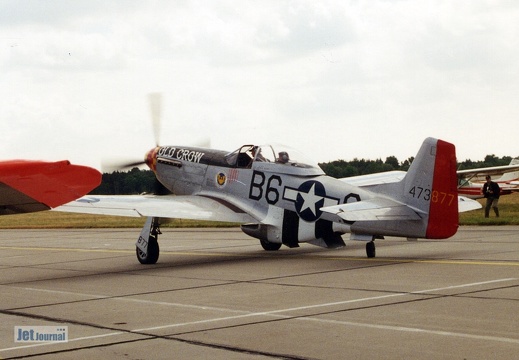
left=225, top=144, right=322, bottom=171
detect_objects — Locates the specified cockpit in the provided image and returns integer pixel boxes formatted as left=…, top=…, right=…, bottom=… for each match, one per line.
left=225, top=144, right=324, bottom=175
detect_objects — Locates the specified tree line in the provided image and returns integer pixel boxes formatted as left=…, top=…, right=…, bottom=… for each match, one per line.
left=91, top=167, right=157, bottom=195
left=319, top=154, right=516, bottom=179
left=92, top=154, right=516, bottom=195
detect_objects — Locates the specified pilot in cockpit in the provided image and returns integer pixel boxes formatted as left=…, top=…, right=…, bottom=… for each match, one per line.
left=277, top=151, right=289, bottom=164
left=248, top=146, right=266, bottom=167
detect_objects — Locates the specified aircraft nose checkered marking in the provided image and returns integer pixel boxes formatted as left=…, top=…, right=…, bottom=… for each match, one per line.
left=283, top=180, right=339, bottom=222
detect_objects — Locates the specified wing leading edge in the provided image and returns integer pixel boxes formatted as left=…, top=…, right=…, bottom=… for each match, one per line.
left=54, top=194, right=257, bottom=223
left=457, top=163, right=519, bottom=179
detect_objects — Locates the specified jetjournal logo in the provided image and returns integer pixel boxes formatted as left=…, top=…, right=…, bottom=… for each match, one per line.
left=14, top=326, right=68, bottom=343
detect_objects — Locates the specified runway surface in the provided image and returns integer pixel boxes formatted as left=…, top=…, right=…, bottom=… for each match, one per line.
left=0, top=226, right=518, bottom=359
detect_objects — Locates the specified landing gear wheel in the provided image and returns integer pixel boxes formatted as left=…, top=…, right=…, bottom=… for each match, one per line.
left=137, top=239, right=160, bottom=264
left=366, top=241, right=376, bottom=258
left=136, top=217, right=161, bottom=264
left=260, top=239, right=282, bottom=251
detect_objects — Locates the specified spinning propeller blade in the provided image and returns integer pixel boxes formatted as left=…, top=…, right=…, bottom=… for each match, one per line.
left=148, top=92, right=162, bottom=146
left=102, top=93, right=163, bottom=172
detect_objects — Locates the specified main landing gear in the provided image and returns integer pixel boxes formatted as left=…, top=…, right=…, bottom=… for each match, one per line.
left=260, top=238, right=282, bottom=251
left=136, top=217, right=161, bottom=264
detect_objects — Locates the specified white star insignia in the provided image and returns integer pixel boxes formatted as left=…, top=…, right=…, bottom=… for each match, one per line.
left=299, top=184, right=322, bottom=215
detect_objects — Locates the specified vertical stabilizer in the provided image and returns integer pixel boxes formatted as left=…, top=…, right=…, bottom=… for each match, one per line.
left=404, top=138, right=458, bottom=239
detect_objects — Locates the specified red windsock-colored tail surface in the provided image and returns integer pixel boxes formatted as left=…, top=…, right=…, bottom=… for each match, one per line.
left=425, top=140, right=459, bottom=239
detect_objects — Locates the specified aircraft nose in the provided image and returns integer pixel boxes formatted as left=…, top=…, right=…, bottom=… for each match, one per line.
left=145, top=147, right=160, bottom=172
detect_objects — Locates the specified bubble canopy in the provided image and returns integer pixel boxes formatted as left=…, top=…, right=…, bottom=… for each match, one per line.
left=225, top=144, right=324, bottom=175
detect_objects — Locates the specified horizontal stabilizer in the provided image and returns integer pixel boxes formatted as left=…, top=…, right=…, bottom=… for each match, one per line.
left=340, top=170, right=406, bottom=187
left=321, top=197, right=423, bottom=222
left=458, top=196, right=482, bottom=212
left=0, top=160, right=101, bottom=215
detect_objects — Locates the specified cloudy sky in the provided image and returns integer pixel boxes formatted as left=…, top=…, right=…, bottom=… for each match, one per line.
left=1, top=1, right=518, bottom=170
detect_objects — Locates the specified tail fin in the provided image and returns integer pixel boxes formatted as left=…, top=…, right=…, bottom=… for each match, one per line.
left=403, top=137, right=458, bottom=239
left=322, top=137, right=459, bottom=240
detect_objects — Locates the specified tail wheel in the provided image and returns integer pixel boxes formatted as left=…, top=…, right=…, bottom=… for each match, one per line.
left=366, top=241, right=376, bottom=258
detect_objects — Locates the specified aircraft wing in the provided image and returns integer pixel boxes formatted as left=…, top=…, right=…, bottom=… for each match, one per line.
left=321, top=196, right=481, bottom=222
left=339, top=170, right=406, bottom=187
left=53, top=194, right=257, bottom=223
left=0, top=160, right=101, bottom=215
left=457, top=164, right=519, bottom=179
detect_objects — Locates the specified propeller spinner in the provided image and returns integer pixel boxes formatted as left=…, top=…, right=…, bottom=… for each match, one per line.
left=144, top=146, right=160, bottom=172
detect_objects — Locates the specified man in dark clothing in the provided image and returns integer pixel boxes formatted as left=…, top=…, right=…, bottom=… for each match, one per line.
left=482, top=175, right=500, bottom=218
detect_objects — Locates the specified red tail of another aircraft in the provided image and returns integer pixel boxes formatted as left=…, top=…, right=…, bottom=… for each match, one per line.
left=0, top=160, right=101, bottom=215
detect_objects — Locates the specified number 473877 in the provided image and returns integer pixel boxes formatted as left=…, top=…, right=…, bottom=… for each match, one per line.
left=409, top=186, right=455, bottom=206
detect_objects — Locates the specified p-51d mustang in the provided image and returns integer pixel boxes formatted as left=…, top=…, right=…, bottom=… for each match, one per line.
left=56, top=137, right=481, bottom=264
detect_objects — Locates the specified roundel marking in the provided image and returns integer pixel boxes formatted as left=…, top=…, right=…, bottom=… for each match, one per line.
left=283, top=180, right=340, bottom=222
left=295, top=180, right=327, bottom=222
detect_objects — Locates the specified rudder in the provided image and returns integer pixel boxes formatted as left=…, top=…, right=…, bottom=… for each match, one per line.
left=426, top=139, right=458, bottom=238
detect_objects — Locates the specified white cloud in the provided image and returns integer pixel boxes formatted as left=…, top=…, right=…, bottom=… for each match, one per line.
left=1, top=0, right=519, bottom=170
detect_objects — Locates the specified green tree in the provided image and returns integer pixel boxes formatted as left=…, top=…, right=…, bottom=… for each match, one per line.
left=385, top=156, right=399, bottom=169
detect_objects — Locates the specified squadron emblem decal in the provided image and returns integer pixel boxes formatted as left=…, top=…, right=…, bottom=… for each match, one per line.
left=216, top=172, right=227, bottom=188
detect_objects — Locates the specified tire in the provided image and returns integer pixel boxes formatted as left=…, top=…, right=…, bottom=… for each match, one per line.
left=260, top=239, right=282, bottom=251
left=136, top=239, right=160, bottom=264
left=366, top=241, right=376, bottom=258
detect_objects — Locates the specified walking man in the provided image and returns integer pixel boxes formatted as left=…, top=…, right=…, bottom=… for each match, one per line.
left=482, top=175, right=500, bottom=218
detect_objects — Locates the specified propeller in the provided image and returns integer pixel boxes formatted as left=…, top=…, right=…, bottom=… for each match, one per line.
left=101, top=94, right=168, bottom=195
left=101, top=93, right=210, bottom=195
left=102, top=93, right=163, bottom=173
left=148, top=92, right=162, bottom=146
